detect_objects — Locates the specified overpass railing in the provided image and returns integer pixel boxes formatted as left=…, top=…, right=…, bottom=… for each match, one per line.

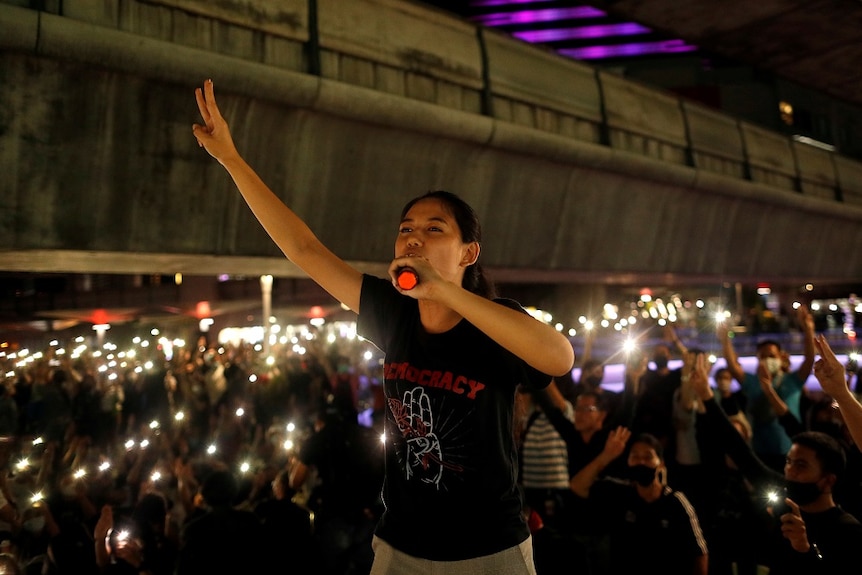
left=2, top=0, right=861, bottom=208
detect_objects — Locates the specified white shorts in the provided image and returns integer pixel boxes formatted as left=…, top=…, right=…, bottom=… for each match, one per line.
left=369, top=535, right=536, bottom=575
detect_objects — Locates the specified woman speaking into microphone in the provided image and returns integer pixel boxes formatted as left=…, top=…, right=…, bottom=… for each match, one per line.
left=192, top=79, right=575, bottom=575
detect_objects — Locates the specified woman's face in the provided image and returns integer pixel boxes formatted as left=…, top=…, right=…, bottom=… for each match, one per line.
left=395, top=198, right=477, bottom=284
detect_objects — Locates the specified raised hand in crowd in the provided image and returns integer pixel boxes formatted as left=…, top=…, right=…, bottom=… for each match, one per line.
left=814, top=335, right=862, bottom=448
left=569, top=425, right=631, bottom=497
left=623, top=350, right=648, bottom=395
left=687, top=353, right=712, bottom=402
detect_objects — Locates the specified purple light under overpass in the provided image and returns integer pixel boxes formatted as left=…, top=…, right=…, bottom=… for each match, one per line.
left=465, top=1, right=702, bottom=60
left=560, top=39, right=699, bottom=60
left=473, top=6, right=607, bottom=27
left=512, top=22, right=651, bottom=43
left=470, top=0, right=558, bottom=6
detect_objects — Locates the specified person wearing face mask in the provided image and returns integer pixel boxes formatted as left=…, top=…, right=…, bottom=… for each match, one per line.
left=569, top=428, right=709, bottom=575
left=531, top=387, right=637, bottom=575
left=713, top=367, right=748, bottom=416
left=718, top=306, right=816, bottom=472
left=688, top=352, right=862, bottom=575
left=629, top=327, right=690, bottom=464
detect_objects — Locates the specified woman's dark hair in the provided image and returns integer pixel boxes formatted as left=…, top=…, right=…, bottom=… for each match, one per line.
left=400, top=190, right=496, bottom=299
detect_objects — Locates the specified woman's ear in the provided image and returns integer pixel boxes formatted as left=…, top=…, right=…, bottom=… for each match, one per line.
left=461, top=242, right=480, bottom=267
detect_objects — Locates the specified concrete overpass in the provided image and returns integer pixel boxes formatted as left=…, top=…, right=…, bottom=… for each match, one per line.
left=2, top=0, right=861, bottom=325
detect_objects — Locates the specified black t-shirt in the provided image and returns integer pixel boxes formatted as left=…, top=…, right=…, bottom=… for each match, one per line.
left=766, top=506, right=862, bottom=575
left=358, top=274, right=551, bottom=560
left=588, top=479, right=708, bottom=575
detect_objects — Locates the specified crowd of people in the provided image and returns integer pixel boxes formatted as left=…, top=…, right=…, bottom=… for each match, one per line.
left=0, top=329, right=393, bottom=575
left=0, top=312, right=858, bottom=574
left=518, top=311, right=862, bottom=575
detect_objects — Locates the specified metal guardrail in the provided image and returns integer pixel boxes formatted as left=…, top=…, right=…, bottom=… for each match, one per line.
left=3, top=0, right=860, bottom=207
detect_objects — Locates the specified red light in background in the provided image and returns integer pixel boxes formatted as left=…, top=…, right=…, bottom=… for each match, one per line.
left=309, top=306, right=324, bottom=318
left=91, top=309, right=109, bottom=325
left=195, top=301, right=212, bottom=319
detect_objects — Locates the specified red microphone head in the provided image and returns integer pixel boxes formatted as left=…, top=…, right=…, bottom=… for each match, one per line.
left=397, top=268, right=418, bottom=290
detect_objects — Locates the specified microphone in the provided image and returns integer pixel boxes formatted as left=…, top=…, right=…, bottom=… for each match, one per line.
left=396, top=268, right=418, bottom=290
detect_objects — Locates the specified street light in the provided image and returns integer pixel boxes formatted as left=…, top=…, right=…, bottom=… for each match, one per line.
left=260, top=275, right=273, bottom=355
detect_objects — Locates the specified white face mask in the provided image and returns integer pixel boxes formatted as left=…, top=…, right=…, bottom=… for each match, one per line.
left=764, top=357, right=782, bottom=374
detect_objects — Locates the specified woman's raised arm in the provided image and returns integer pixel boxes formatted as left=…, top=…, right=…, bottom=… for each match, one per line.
left=192, top=79, right=363, bottom=312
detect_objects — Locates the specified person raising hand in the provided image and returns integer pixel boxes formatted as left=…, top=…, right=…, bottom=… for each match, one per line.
left=192, top=79, right=574, bottom=574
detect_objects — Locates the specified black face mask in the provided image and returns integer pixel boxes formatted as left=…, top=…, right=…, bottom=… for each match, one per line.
left=785, top=480, right=822, bottom=506
left=627, top=465, right=657, bottom=487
